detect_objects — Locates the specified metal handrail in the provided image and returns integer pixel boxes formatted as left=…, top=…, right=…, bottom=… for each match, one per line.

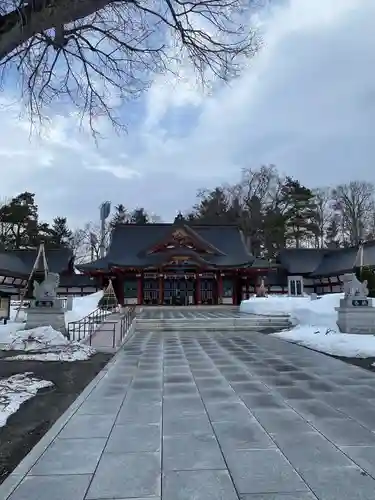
left=117, top=305, right=136, bottom=347
left=67, top=305, right=137, bottom=346
left=67, top=306, right=117, bottom=342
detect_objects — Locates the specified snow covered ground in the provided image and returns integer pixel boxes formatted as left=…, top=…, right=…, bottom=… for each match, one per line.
left=240, top=293, right=375, bottom=359
left=0, top=373, right=53, bottom=427
left=0, top=292, right=103, bottom=361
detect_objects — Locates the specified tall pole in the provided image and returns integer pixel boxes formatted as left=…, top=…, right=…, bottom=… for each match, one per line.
left=99, top=201, right=111, bottom=259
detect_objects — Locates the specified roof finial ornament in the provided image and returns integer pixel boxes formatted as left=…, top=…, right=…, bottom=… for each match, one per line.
left=174, top=211, right=185, bottom=223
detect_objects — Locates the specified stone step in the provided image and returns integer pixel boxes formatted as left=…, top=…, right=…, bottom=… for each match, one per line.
left=134, top=317, right=291, bottom=331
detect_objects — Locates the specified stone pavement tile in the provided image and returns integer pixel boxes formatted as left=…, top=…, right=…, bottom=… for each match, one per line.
left=241, top=394, right=288, bottom=410
left=289, top=400, right=347, bottom=421
left=7, top=474, right=92, bottom=500
left=162, top=469, right=239, bottom=500
left=199, top=387, right=241, bottom=402
left=260, top=376, right=296, bottom=388
left=116, top=402, right=162, bottom=424
left=240, top=494, right=317, bottom=500
left=300, top=465, right=375, bottom=500
left=163, top=374, right=194, bottom=383
left=163, top=414, right=212, bottom=436
left=225, top=449, right=308, bottom=494
left=251, top=409, right=317, bottom=435
left=213, top=420, right=276, bottom=450
left=126, top=389, right=163, bottom=405
left=194, top=376, right=231, bottom=389
left=314, top=418, right=375, bottom=446
left=30, top=438, right=106, bottom=475
left=86, top=452, right=160, bottom=499
left=230, top=381, right=270, bottom=394
left=58, top=414, right=116, bottom=439
left=163, top=432, right=225, bottom=470
left=132, top=379, right=162, bottom=390
left=163, top=395, right=206, bottom=416
left=274, top=386, right=315, bottom=400
left=192, top=369, right=221, bottom=378
left=164, top=382, right=200, bottom=396
left=105, top=423, right=161, bottom=453
left=341, top=446, right=375, bottom=476
left=77, top=395, right=124, bottom=415
left=273, top=432, right=354, bottom=471
left=205, top=401, right=255, bottom=422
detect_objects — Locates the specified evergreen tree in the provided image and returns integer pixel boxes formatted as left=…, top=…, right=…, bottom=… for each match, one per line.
left=47, top=217, right=73, bottom=248
left=110, top=204, right=128, bottom=228
left=189, top=188, right=230, bottom=223
left=280, top=178, right=318, bottom=247
left=131, top=207, right=149, bottom=224
left=0, top=192, right=40, bottom=248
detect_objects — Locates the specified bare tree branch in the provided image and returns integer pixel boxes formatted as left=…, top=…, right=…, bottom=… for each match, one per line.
left=0, top=0, right=260, bottom=135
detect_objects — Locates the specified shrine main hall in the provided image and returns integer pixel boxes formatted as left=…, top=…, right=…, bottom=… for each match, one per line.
left=78, top=222, right=272, bottom=306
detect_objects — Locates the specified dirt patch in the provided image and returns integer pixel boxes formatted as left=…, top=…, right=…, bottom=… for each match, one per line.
left=0, top=352, right=112, bottom=485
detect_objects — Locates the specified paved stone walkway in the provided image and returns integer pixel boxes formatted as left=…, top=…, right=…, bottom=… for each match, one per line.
left=5, top=327, right=375, bottom=500
left=138, top=307, right=243, bottom=320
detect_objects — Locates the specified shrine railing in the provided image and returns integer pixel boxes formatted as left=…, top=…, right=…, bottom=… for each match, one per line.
left=67, top=306, right=117, bottom=342
left=67, top=305, right=137, bottom=347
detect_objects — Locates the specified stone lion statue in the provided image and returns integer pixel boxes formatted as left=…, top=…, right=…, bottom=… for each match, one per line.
left=341, top=273, right=368, bottom=298
left=33, top=272, right=60, bottom=300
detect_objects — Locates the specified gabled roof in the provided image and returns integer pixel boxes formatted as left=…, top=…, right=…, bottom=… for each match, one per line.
left=310, top=242, right=375, bottom=277
left=277, top=242, right=375, bottom=277
left=0, top=252, right=29, bottom=277
left=80, top=223, right=254, bottom=271
left=9, top=248, right=73, bottom=274
left=277, top=248, right=332, bottom=275
left=143, top=223, right=224, bottom=256
left=59, top=274, right=100, bottom=287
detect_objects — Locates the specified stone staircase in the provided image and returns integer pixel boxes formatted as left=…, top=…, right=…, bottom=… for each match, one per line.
left=134, top=315, right=292, bottom=332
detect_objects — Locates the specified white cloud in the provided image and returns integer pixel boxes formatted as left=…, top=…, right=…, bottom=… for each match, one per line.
left=1, top=0, right=374, bottom=227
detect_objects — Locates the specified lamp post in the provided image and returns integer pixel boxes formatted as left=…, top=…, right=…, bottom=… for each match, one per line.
left=99, top=201, right=111, bottom=259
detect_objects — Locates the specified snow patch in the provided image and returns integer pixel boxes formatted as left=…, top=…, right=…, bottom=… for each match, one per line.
left=0, top=373, right=53, bottom=427
left=2, top=326, right=96, bottom=361
left=241, top=293, right=375, bottom=358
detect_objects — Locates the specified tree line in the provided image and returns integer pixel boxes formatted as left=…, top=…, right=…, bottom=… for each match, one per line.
left=183, top=165, right=375, bottom=258
left=1, top=165, right=375, bottom=262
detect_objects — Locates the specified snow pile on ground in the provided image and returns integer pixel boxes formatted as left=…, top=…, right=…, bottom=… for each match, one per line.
left=2, top=326, right=96, bottom=362
left=241, top=293, right=375, bottom=358
left=272, top=325, right=375, bottom=358
left=65, top=290, right=104, bottom=326
left=0, top=373, right=53, bottom=427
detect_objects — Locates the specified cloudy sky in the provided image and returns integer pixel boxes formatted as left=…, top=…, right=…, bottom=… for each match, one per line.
left=0, top=0, right=374, bottom=228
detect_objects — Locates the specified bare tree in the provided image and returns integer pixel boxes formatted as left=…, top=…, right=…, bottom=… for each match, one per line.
left=332, top=181, right=375, bottom=246
left=0, top=0, right=260, bottom=133
left=72, top=220, right=112, bottom=263
left=312, top=187, right=333, bottom=248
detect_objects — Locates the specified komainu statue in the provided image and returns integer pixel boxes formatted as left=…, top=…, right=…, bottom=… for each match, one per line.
left=33, top=272, right=60, bottom=301
left=341, top=273, right=368, bottom=298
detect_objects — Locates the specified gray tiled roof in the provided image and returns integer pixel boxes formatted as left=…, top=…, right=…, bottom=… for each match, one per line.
left=310, top=242, right=375, bottom=277
left=277, top=242, right=375, bottom=277
left=8, top=248, right=73, bottom=274
left=0, top=252, right=29, bottom=277
left=277, top=248, right=332, bottom=275
left=80, top=223, right=254, bottom=271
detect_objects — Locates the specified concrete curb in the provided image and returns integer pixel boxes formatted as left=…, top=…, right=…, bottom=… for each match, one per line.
left=0, top=335, right=129, bottom=500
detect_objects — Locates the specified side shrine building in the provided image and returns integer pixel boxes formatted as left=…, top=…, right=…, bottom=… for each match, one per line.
left=78, top=222, right=274, bottom=306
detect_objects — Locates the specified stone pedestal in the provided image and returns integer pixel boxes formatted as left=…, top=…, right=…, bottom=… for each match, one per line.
left=25, top=298, right=68, bottom=337
left=336, top=297, right=375, bottom=334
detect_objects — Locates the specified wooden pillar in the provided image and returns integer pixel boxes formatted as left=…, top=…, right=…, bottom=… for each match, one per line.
left=137, top=273, right=143, bottom=305
left=117, top=274, right=125, bottom=306
left=232, top=273, right=237, bottom=305
left=196, top=273, right=201, bottom=304
left=159, top=274, right=164, bottom=305
left=217, top=271, right=223, bottom=304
